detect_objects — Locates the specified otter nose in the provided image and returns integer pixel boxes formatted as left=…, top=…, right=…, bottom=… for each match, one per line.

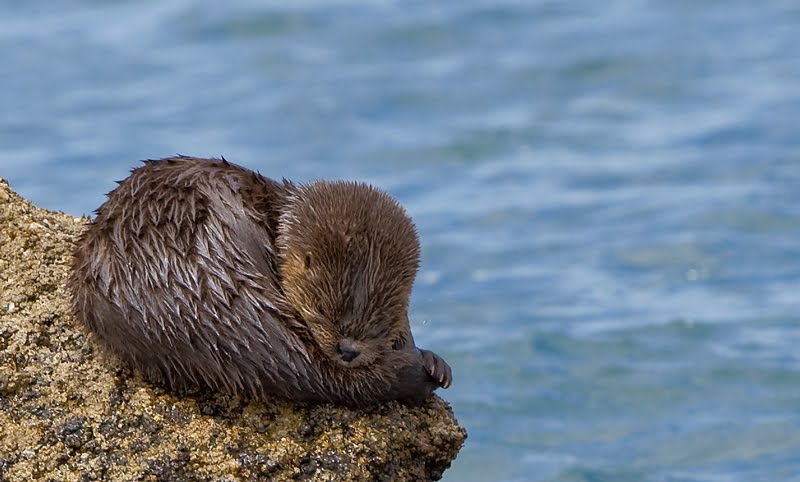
left=336, top=339, right=361, bottom=363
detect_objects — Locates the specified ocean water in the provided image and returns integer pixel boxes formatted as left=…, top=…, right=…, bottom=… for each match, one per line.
left=2, top=1, right=800, bottom=480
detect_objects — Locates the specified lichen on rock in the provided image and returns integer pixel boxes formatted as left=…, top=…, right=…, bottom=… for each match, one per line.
left=0, top=177, right=466, bottom=481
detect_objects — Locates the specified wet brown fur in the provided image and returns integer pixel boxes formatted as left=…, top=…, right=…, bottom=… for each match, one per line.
left=69, top=156, right=451, bottom=406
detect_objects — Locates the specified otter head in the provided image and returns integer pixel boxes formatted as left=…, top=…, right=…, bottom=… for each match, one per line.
left=276, top=181, right=421, bottom=369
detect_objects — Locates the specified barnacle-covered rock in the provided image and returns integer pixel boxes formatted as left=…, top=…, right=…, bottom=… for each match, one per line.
left=0, top=177, right=466, bottom=481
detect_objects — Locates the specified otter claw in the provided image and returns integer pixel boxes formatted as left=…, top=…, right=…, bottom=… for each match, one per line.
left=420, top=349, right=452, bottom=389
left=442, top=362, right=452, bottom=389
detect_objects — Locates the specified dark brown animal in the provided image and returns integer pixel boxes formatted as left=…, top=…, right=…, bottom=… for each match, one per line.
left=69, top=156, right=451, bottom=406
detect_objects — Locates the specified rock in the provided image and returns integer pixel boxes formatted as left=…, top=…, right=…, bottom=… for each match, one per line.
left=0, top=178, right=466, bottom=481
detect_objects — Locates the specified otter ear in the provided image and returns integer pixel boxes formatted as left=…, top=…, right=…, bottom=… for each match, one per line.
left=304, top=251, right=313, bottom=269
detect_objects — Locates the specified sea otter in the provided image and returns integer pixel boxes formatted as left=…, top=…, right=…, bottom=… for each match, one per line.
left=68, top=156, right=451, bottom=406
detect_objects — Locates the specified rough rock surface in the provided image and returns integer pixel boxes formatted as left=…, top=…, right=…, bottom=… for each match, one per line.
left=0, top=178, right=466, bottom=481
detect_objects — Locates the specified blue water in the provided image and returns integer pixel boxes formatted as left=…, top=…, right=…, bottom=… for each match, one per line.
left=3, top=1, right=800, bottom=480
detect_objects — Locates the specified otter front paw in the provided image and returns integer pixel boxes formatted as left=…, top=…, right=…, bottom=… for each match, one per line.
left=420, top=349, right=452, bottom=389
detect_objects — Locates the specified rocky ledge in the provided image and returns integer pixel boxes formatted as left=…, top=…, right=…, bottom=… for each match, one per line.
left=0, top=178, right=465, bottom=481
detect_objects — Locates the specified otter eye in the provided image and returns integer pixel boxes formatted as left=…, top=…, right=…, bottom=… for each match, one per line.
left=318, top=306, right=327, bottom=317
left=303, top=252, right=312, bottom=269
left=391, top=339, right=403, bottom=350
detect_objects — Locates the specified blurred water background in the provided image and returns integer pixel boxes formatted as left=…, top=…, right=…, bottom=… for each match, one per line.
left=2, top=1, right=800, bottom=480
